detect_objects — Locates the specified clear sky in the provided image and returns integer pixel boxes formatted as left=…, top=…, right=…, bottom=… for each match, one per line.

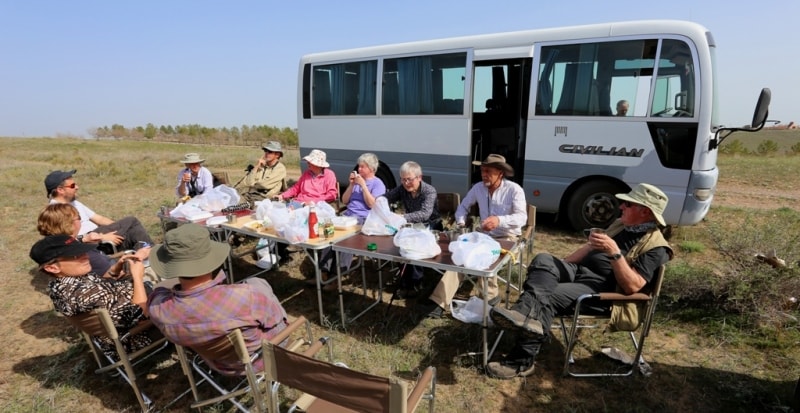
left=1, top=0, right=796, bottom=137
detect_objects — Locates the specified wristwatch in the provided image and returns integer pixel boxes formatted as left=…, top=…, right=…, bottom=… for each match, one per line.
left=610, top=252, right=623, bottom=261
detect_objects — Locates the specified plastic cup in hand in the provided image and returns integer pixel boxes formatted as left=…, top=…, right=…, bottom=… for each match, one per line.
left=584, top=227, right=606, bottom=237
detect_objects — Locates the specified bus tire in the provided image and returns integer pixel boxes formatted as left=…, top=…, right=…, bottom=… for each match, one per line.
left=566, top=180, right=628, bottom=232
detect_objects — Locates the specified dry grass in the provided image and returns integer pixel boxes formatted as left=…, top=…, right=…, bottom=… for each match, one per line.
left=2, top=136, right=800, bottom=412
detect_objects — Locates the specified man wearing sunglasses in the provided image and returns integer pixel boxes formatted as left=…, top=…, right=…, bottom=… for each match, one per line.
left=486, top=183, right=673, bottom=379
left=240, top=141, right=287, bottom=205
left=45, top=169, right=153, bottom=253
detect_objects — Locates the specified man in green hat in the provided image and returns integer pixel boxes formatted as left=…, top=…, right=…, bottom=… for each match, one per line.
left=486, top=183, right=673, bottom=379
left=147, top=224, right=287, bottom=375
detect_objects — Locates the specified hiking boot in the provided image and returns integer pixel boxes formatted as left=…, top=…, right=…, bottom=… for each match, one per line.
left=486, top=359, right=535, bottom=379
left=418, top=299, right=445, bottom=319
left=490, top=306, right=544, bottom=338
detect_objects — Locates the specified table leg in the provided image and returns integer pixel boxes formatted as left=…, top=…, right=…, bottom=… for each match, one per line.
left=482, top=276, right=490, bottom=367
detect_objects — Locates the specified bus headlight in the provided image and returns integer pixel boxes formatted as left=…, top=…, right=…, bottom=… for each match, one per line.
left=694, top=188, right=713, bottom=201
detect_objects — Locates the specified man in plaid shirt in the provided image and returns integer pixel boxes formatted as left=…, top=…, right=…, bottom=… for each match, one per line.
left=147, top=224, right=287, bottom=375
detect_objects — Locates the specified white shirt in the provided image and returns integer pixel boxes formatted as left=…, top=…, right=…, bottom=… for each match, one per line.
left=455, top=179, right=527, bottom=238
left=50, top=199, right=97, bottom=235
left=175, top=166, right=213, bottom=198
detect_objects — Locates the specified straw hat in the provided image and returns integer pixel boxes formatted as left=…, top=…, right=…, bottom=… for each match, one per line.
left=149, top=224, right=230, bottom=278
left=616, top=183, right=669, bottom=226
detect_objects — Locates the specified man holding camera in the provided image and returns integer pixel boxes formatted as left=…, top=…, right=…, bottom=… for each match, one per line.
left=240, top=141, right=287, bottom=205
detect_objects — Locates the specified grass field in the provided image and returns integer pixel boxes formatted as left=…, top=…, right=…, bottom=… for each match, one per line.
left=1, top=134, right=799, bottom=412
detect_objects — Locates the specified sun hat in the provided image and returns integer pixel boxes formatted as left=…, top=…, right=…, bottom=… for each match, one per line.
left=149, top=224, right=230, bottom=279
left=616, top=183, right=669, bottom=226
left=303, top=149, right=330, bottom=168
left=44, top=169, right=77, bottom=197
left=30, top=234, right=97, bottom=265
left=471, top=154, right=514, bottom=177
left=261, top=141, right=283, bottom=153
left=180, top=153, right=205, bottom=164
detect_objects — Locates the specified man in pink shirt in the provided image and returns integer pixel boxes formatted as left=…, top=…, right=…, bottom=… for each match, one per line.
left=278, top=149, right=338, bottom=204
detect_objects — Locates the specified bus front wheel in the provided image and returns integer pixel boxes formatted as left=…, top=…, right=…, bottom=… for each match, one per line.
left=566, top=181, right=628, bottom=232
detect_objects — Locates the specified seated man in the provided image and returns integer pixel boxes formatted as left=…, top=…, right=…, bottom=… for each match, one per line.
left=45, top=169, right=153, bottom=253
left=30, top=234, right=152, bottom=355
left=487, top=183, right=672, bottom=379
left=278, top=149, right=338, bottom=204
left=381, top=161, right=441, bottom=298
left=147, top=224, right=288, bottom=375
left=176, top=152, right=213, bottom=199
left=425, top=154, right=526, bottom=317
left=240, top=141, right=287, bottom=205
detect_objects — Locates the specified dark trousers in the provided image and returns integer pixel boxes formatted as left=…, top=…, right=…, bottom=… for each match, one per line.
left=95, top=216, right=154, bottom=251
left=508, top=253, right=614, bottom=360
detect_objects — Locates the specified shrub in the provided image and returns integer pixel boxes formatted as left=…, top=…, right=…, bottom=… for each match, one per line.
left=790, top=141, right=800, bottom=155
left=756, top=139, right=779, bottom=155
left=720, top=139, right=749, bottom=155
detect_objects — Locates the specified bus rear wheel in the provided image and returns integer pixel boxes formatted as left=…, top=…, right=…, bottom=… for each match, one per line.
left=566, top=181, right=628, bottom=232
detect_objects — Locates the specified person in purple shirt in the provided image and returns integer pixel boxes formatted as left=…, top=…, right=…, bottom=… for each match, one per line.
left=311, top=153, right=385, bottom=287
left=147, top=224, right=287, bottom=376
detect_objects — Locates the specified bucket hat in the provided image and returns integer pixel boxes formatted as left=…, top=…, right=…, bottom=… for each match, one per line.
left=471, top=154, right=514, bottom=177
left=44, top=169, right=77, bottom=196
left=180, top=153, right=205, bottom=164
left=616, top=183, right=669, bottom=226
left=261, top=141, right=283, bottom=153
left=303, top=149, right=330, bottom=168
left=149, top=224, right=230, bottom=279
left=30, top=235, right=97, bottom=265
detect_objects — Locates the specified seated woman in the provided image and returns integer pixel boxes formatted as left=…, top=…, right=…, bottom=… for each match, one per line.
left=29, top=234, right=152, bottom=356
left=176, top=152, right=213, bottom=200
left=310, top=153, right=385, bottom=287
left=36, top=203, right=150, bottom=278
left=278, top=149, right=338, bottom=204
left=381, top=161, right=441, bottom=301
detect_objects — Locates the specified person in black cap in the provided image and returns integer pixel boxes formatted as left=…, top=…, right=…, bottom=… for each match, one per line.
left=45, top=169, right=153, bottom=253
left=30, top=234, right=153, bottom=355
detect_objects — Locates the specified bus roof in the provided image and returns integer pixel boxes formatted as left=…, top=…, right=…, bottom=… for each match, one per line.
left=299, top=20, right=711, bottom=64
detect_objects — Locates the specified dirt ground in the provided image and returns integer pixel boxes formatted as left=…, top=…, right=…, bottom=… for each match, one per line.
left=3, top=176, right=800, bottom=412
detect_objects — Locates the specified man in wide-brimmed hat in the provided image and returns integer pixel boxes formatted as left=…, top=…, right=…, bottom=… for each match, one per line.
left=240, top=141, right=287, bottom=204
left=419, top=154, right=527, bottom=318
left=486, top=183, right=673, bottom=379
left=176, top=152, right=213, bottom=198
left=278, top=148, right=338, bottom=204
left=46, top=169, right=154, bottom=253
left=147, top=224, right=287, bottom=375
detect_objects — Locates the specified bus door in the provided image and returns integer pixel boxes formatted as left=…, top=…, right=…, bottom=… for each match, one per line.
left=470, top=58, right=532, bottom=186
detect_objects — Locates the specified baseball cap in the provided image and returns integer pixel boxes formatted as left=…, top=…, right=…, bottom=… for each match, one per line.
left=44, top=169, right=77, bottom=197
left=29, top=235, right=97, bottom=265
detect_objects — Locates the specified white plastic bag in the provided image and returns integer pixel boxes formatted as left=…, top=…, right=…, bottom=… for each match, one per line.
left=362, top=197, right=406, bottom=235
left=314, top=201, right=337, bottom=221
left=266, top=203, right=291, bottom=232
left=393, top=227, right=441, bottom=260
left=214, top=184, right=240, bottom=206
left=197, top=190, right=229, bottom=212
left=255, top=199, right=273, bottom=221
left=449, top=232, right=502, bottom=270
left=450, top=297, right=486, bottom=324
left=281, top=206, right=310, bottom=244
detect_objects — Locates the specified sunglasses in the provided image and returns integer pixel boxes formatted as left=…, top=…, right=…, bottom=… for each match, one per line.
left=60, top=183, right=77, bottom=189
left=621, top=201, right=640, bottom=208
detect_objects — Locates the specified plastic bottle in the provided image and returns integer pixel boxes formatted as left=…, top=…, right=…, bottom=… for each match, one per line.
left=308, top=205, right=319, bottom=239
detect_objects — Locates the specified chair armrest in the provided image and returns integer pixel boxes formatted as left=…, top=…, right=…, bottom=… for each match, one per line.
left=406, top=366, right=435, bottom=413
left=596, top=292, right=651, bottom=301
left=269, top=316, right=308, bottom=345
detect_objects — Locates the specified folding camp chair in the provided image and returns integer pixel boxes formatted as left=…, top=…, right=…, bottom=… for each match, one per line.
left=436, top=192, right=461, bottom=228
left=556, top=265, right=666, bottom=377
left=174, top=316, right=324, bottom=413
left=262, top=340, right=436, bottom=413
left=65, top=309, right=169, bottom=412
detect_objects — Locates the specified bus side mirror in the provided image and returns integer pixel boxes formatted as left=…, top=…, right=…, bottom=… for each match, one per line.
left=751, top=88, right=771, bottom=129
